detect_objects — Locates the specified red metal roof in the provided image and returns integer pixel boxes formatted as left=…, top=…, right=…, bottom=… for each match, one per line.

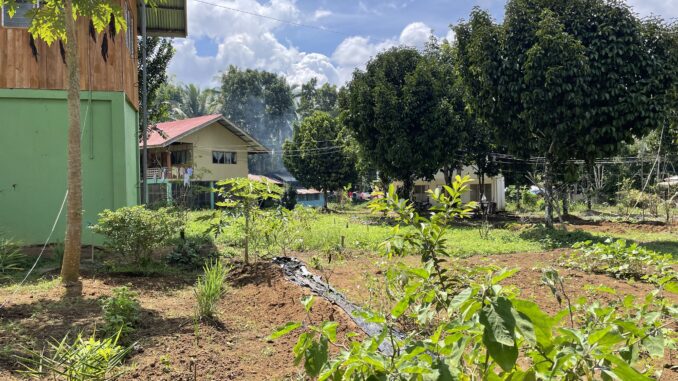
left=143, top=114, right=269, bottom=153
left=146, top=114, right=221, bottom=147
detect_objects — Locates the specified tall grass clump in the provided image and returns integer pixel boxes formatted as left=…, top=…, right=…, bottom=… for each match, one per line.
left=195, top=259, right=228, bottom=320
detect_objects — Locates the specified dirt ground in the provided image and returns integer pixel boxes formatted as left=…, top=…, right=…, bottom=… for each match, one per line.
left=0, top=263, right=359, bottom=381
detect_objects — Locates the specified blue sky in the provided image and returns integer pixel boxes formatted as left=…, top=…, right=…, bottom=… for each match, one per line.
left=168, top=0, right=677, bottom=88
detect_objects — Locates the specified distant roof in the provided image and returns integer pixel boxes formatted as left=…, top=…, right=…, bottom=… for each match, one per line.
left=139, top=0, right=188, bottom=38
left=297, top=188, right=321, bottom=195
left=248, top=174, right=283, bottom=185
left=144, top=114, right=269, bottom=153
left=267, top=172, right=297, bottom=183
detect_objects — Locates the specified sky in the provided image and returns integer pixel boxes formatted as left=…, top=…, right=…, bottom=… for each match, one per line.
left=168, top=0, right=678, bottom=89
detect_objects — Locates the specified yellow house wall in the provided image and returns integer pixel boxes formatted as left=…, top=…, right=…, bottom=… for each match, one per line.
left=178, top=123, right=249, bottom=181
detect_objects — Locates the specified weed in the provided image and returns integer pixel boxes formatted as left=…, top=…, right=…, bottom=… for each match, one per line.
left=100, top=286, right=141, bottom=340
left=0, top=237, right=24, bottom=276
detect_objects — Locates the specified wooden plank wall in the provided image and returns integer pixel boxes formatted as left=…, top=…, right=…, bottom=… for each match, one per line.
left=0, top=0, right=138, bottom=109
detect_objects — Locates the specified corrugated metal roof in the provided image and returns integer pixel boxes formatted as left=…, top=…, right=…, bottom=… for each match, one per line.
left=144, top=114, right=270, bottom=153
left=139, top=0, right=188, bottom=38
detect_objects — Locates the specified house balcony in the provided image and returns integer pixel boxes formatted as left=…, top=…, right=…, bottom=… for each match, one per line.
left=145, top=166, right=192, bottom=181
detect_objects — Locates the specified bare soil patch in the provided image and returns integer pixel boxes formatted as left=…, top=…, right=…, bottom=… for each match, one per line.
left=0, top=262, right=359, bottom=381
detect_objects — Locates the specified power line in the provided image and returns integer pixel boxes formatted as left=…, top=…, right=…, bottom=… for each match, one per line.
left=190, top=0, right=349, bottom=36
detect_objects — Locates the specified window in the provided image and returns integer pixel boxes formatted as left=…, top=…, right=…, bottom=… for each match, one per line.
left=170, top=150, right=191, bottom=165
left=2, top=0, right=37, bottom=28
left=212, top=151, right=237, bottom=164
left=124, top=1, right=134, bottom=57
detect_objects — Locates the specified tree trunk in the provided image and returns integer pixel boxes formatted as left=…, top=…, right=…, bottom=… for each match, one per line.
left=401, top=177, right=414, bottom=200
left=544, top=160, right=554, bottom=228
left=61, top=0, right=82, bottom=285
left=562, top=189, right=569, bottom=217
left=323, top=189, right=328, bottom=210
left=442, top=165, right=452, bottom=186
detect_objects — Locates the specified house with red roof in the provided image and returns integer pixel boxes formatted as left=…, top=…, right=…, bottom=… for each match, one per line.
left=142, top=114, right=269, bottom=207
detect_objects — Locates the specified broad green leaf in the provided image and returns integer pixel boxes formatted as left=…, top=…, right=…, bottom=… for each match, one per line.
left=448, top=287, right=473, bottom=311
left=491, top=268, right=519, bottom=284
left=322, top=321, right=338, bottom=343
left=513, top=299, right=553, bottom=349
left=482, top=329, right=518, bottom=372
left=269, top=322, right=302, bottom=340
left=605, top=354, right=653, bottom=381
left=480, top=296, right=516, bottom=347
left=304, top=338, right=329, bottom=377
left=391, top=296, right=410, bottom=319
left=302, top=295, right=315, bottom=313
left=642, top=334, right=664, bottom=358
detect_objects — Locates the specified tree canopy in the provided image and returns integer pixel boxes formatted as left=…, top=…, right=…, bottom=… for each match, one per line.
left=344, top=47, right=467, bottom=196
left=283, top=111, right=357, bottom=209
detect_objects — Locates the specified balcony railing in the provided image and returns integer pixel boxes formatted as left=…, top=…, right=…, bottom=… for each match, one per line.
left=145, top=167, right=190, bottom=181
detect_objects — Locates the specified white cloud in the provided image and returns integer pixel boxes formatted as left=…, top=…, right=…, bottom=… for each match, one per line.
left=445, top=29, right=455, bottom=43
left=313, top=9, right=332, bottom=20
left=627, top=0, right=678, bottom=19
left=399, top=22, right=432, bottom=48
left=168, top=2, right=451, bottom=88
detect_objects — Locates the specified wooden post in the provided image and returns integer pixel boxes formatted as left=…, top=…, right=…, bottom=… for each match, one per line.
left=340, top=235, right=345, bottom=248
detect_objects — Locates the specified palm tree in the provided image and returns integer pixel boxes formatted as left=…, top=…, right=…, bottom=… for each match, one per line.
left=171, top=84, right=222, bottom=119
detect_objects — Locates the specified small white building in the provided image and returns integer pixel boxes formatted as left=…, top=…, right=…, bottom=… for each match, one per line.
left=408, top=167, right=506, bottom=211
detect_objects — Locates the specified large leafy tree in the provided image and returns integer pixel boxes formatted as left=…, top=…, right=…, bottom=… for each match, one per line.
left=1, top=0, right=125, bottom=284
left=137, top=37, right=174, bottom=131
left=220, top=66, right=296, bottom=173
left=453, top=9, right=504, bottom=198
left=462, top=0, right=676, bottom=226
left=344, top=47, right=460, bottom=197
left=519, top=10, right=590, bottom=226
left=297, top=78, right=339, bottom=119
left=283, top=111, right=357, bottom=209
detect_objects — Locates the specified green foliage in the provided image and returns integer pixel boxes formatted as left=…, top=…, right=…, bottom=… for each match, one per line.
left=213, top=178, right=283, bottom=263
left=169, top=84, right=221, bottom=120
left=166, top=235, right=220, bottom=269
left=297, top=78, right=339, bottom=119
left=273, top=176, right=677, bottom=379
left=283, top=111, right=357, bottom=208
left=194, top=259, right=229, bottom=320
left=280, top=187, right=298, bottom=210
left=564, top=239, right=678, bottom=293
left=0, top=0, right=126, bottom=46
left=344, top=47, right=462, bottom=196
left=253, top=206, right=316, bottom=258
left=18, top=331, right=132, bottom=381
left=138, top=37, right=175, bottom=131
left=100, top=286, right=141, bottom=340
left=91, top=206, right=183, bottom=263
left=0, top=237, right=24, bottom=276
left=519, top=224, right=598, bottom=250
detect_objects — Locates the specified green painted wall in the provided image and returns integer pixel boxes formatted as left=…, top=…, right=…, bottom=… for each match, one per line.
left=0, top=89, right=139, bottom=244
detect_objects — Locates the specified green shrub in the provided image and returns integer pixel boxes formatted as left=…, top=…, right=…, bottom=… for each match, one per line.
left=18, top=331, right=131, bottom=381
left=195, top=259, right=228, bottom=320
left=101, top=286, right=141, bottom=340
left=91, top=206, right=182, bottom=262
left=0, top=237, right=24, bottom=275
left=166, top=236, right=220, bottom=269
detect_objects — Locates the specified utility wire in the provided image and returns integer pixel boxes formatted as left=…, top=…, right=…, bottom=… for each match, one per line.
left=190, top=0, right=349, bottom=36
